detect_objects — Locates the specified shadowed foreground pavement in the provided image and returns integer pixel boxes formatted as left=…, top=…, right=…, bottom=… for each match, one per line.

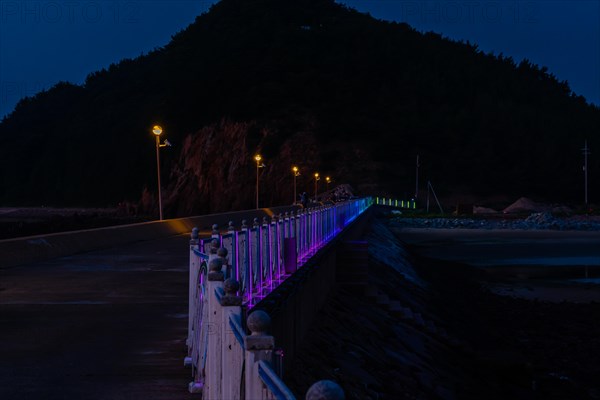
left=0, top=234, right=193, bottom=400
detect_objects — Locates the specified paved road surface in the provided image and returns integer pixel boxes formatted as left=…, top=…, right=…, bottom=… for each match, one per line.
left=0, top=234, right=194, bottom=400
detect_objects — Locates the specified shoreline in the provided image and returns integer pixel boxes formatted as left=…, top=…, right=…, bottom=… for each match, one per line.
left=391, top=222, right=600, bottom=304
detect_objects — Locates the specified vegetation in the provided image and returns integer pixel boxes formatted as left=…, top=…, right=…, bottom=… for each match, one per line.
left=1, top=0, right=598, bottom=210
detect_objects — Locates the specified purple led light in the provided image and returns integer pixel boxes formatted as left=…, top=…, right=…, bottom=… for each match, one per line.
left=225, top=199, right=372, bottom=308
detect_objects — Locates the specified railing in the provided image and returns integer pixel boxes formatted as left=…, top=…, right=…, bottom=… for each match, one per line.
left=189, top=265, right=344, bottom=399
left=194, top=198, right=372, bottom=309
left=185, top=198, right=372, bottom=398
left=375, top=197, right=416, bottom=209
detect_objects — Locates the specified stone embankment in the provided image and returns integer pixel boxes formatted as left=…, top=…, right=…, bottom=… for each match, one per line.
left=287, top=215, right=600, bottom=400
left=391, top=212, right=600, bottom=231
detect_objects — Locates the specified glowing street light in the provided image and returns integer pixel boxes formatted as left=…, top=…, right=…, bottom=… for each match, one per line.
left=314, top=172, right=320, bottom=200
left=326, top=176, right=331, bottom=190
left=255, top=154, right=265, bottom=209
left=152, top=125, right=171, bottom=220
left=292, top=166, right=300, bottom=204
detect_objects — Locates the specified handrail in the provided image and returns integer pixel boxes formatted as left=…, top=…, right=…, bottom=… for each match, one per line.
left=215, top=286, right=224, bottom=303
left=374, top=196, right=416, bottom=208
left=186, top=198, right=372, bottom=398
left=258, top=360, right=297, bottom=400
left=229, top=313, right=245, bottom=349
left=195, top=198, right=373, bottom=308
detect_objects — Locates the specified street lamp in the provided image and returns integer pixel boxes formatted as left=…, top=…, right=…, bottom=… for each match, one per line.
left=326, top=176, right=331, bottom=191
left=152, top=125, right=170, bottom=220
left=255, top=154, right=265, bottom=209
left=314, top=172, right=320, bottom=200
left=292, top=166, right=300, bottom=204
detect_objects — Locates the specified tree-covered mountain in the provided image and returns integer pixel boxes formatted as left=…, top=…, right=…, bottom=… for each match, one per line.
left=1, top=0, right=598, bottom=215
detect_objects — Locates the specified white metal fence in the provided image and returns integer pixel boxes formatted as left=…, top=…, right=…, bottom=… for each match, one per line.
left=194, top=198, right=372, bottom=309
left=184, top=199, right=372, bottom=398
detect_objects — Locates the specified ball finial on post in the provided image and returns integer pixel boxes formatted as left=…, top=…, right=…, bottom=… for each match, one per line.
left=210, top=238, right=219, bottom=254
left=246, top=310, right=271, bottom=336
left=209, top=257, right=223, bottom=273
left=306, top=380, right=345, bottom=400
left=223, top=278, right=240, bottom=296
left=220, top=278, right=242, bottom=306
left=208, top=258, right=224, bottom=281
left=244, top=310, right=275, bottom=351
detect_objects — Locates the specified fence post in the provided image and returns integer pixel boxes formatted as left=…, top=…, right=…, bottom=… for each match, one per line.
left=306, top=380, right=345, bottom=400
left=270, top=216, right=279, bottom=282
left=262, top=217, right=271, bottom=288
left=227, top=221, right=237, bottom=280
left=240, top=219, right=249, bottom=303
left=244, top=310, right=275, bottom=400
left=218, top=247, right=229, bottom=279
left=187, top=227, right=199, bottom=350
left=282, top=212, right=288, bottom=238
left=204, top=257, right=225, bottom=400
left=220, top=278, right=243, bottom=400
left=209, top=238, right=219, bottom=262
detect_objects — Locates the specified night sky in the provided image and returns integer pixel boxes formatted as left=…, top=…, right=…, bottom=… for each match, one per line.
left=1, top=0, right=598, bottom=119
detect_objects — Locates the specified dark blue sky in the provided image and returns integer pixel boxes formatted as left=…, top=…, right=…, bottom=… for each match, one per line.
left=1, top=0, right=598, bottom=118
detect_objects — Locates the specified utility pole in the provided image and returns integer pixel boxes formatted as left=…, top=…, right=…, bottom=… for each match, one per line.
left=582, top=140, right=590, bottom=207
left=415, top=154, right=420, bottom=199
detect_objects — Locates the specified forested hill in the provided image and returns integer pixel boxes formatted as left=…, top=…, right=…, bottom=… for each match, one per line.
left=1, top=0, right=598, bottom=213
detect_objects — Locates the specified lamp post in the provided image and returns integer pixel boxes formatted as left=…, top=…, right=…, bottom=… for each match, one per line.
left=314, top=172, right=320, bottom=200
left=255, top=154, right=263, bottom=209
left=326, top=176, right=331, bottom=191
left=152, top=125, right=170, bottom=220
left=292, top=166, right=300, bottom=204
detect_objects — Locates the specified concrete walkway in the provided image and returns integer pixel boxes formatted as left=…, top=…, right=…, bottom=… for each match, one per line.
left=0, top=234, right=193, bottom=400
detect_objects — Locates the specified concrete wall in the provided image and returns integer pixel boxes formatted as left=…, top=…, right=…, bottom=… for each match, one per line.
left=0, top=205, right=299, bottom=269
left=254, top=207, right=374, bottom=372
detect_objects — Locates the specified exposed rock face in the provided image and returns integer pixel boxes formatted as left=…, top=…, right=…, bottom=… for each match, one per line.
left=162, top=119, right=323, bottom=217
